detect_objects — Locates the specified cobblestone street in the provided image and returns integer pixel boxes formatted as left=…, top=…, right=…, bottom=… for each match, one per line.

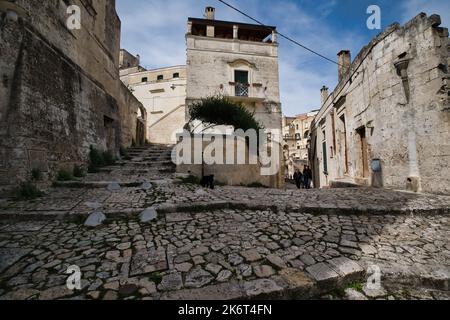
left=1, top=145, right=449, bottom=300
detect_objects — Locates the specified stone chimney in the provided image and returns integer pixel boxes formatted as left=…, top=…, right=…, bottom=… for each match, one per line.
left=320, top=86, right=329, bottom=106
left=205, top=7, right=215, bottom=20
left=337, top=50, right=351, bottom=82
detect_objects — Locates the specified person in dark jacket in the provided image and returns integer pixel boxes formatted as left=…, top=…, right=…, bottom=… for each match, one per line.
left=303, top=165, right=313, bottom=189
left=293, top=170, right=303, bottom=189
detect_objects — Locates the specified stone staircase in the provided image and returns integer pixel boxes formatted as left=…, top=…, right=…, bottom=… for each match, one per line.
left=54, top=143, right=176, bottom=188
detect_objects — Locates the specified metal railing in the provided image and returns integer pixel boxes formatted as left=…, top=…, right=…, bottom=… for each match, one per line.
left=235, top=83, right=249, bottom=97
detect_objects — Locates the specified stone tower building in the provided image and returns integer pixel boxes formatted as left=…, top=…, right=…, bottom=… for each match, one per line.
left=181, top=7, right=284, bottom=188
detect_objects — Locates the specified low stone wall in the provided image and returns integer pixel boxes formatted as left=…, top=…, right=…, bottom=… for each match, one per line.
left=175, top=134, right=285, bottom=189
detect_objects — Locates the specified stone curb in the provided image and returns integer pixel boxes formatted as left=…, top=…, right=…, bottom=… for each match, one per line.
left=160, top=258, right=366, bottom=300
left=52, top=181, right=143, bottom=189
left=1, top=200, right=449, bottom=222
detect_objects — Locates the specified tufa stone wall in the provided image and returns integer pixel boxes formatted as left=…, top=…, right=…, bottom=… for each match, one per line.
left=311, top=13, right=450, bottom=195
left=0, top=1, right=144, bottom=192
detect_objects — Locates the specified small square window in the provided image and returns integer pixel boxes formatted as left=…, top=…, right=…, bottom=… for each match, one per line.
left=173, top=73, right=180, bottom=78
left=157, top=75, right=164, bottom=81
left=141, top=77, right=148, bottom=82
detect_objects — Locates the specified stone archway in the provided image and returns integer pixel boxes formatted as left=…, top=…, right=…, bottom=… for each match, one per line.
left=136, top=105, right=147, bottom=146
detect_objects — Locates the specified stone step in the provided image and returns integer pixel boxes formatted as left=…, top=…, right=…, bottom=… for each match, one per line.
left=52, top=181, right=145, bottom=189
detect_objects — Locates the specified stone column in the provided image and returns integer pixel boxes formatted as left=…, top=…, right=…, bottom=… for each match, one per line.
left=233, top=25, right=239, bottom=39
left=272, top=30, right=278, bottom=43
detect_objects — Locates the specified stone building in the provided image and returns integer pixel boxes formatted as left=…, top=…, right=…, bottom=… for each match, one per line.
left=177, top=7, right=284, bottom=188
left=310, top=13, right=450, bottom=194
left=120, top=60, right=187, bottom=145
left=0, top=0, right=145, bottom=191
left=282, top=111, right=318, bottom=179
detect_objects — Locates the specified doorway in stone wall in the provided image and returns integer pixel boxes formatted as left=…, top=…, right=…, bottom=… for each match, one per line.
left=104, top=116, right=116, bottom=152
left=136, top=119, right=145, bottom=146
left=356, top=126, right=369, bottom=178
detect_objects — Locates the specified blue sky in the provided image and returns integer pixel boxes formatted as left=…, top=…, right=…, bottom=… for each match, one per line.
left=117, top=0, right=450, bottom=116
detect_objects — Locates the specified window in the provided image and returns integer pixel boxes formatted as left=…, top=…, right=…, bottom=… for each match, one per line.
left=173, top=73, right=180, bottom=78
left=157, top=75, right=164, bottom=81
left=234, top=70, right=249, bottom=97
left=295, top=133, right=301, bottom=141
left=322, top=130, right=328, bottom=175
left=304, top=130, right=310, bottom=139
left=296, top=125, right=299, bottom=130
left=141, top=77, right=148, bottom=82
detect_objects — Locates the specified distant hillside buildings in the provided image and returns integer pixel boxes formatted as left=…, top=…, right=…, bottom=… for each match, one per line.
left=282, top=111, right=318, bottom=179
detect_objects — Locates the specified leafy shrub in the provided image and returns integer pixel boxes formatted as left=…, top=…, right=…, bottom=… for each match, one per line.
left=88, top=146, right=116, bottom=172
left=14, top=182, right=43, bottom=200
left=89, top=146, right=104, bottom=169
left=57, top=169, right=74, bottom=181
left=73, top=165, right=86, bottom=178
left=31, top=168, right=42, bottom=181
left=189, top=96, right=263, bottom=132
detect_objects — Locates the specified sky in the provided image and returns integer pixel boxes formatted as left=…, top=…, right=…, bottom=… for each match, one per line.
left=116, top=0, right=450, bottom=117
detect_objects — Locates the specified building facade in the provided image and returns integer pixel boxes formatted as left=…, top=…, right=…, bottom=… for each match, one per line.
left=0, top=0, right=145, bottom=191
left=120, top=61, right=187, bottom=145
left=310, top=13, right=450, bottom=194
left=178, top=7, right=284, bottom=188
left=282, top=111, right=318, bottom=179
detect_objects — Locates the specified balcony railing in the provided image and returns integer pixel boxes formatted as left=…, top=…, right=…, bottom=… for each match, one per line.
left=235, top=83, right=249, bottom=97
left=226, top=82, right=265, bottom=100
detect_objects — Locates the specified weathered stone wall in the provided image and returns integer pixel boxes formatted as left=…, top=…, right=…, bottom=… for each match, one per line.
left=311, top=13, right=450, bottom=194
left=176, top=134, right=281, bottom=188
left=0, top=1, right=143, bottom=192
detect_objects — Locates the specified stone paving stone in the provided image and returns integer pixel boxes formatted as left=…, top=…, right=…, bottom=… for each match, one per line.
left=327, top=257, right=365, bottom=282
left=243, top=279, right=285, bottom=299
left=166, top=212, right=193, bottom=223
left=278, top=268, right=315, bottom=296
left=161, top=281, right=244, bottom=300
left=241, top=249, right=262, bottom=262
left=253, top=265, right=275, bottom=278
left=0, top=248, right=31, bottom=273
left=130, top=247, right=167, bottom=276
left=306, top=263, right=340, bottom=288
left=345, top=288, right=368, bottom=300
left=185, top=267, right=214, bottom=288
left=158, top=272, right=183, bottom=292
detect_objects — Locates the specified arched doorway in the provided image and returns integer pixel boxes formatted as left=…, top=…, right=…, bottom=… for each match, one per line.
left=136, top=106, right=147, bottom=146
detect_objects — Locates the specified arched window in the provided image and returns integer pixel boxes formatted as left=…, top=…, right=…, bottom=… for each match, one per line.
left=295, top=133, right=301, bottom=141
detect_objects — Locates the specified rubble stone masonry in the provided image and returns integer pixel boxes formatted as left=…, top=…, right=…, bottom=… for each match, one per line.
left=0, top=0, right=144, bottom=192
left=311, top=13, right=450, bottom=194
